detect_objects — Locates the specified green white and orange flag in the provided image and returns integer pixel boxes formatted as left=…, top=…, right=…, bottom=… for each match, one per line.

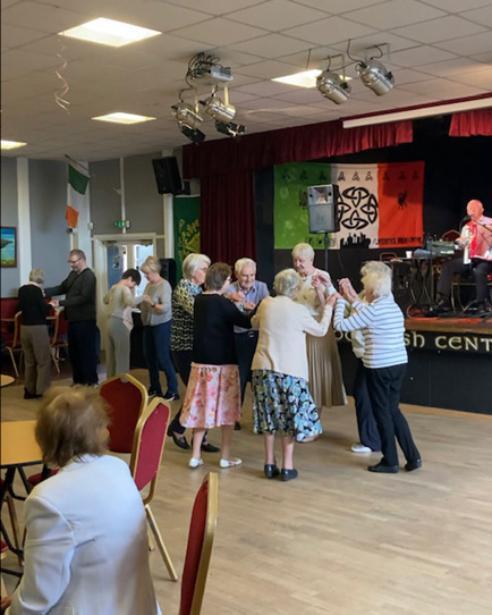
left=66, top=160, right=90, bottom=228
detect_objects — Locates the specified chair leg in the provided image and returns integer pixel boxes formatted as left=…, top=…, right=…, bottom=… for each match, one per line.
left=50, top=347, right=60, bottom=375
left=5, top=495, right=23, bottom=567
left=7, top=348, right=19, bottom=378
left=145, top=505, right=178, bottom=582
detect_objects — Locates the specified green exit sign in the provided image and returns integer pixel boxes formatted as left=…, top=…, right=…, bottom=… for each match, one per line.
left=113, top=219, right=130, bottom=229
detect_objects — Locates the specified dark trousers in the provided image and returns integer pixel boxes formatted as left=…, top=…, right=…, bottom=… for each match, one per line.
left=68, top=320, right=98, bottom=385
left=169, top=349, right=193, bottom=435
left=366, top=364, right=420, bottom=467
left=235, top=330, right=259, bottom=404
left=143, top=322, right=178, bottom=397
left=353, top=359, right=381, bottom=451
left=437, top=257, right=492, bottom=303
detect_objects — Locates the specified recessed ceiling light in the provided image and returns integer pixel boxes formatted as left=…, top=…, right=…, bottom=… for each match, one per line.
left=272, top=69, right=352, bottom=89
left=92, top=112, right=156, bottom=125
left=59, top=18, right=161, bottom=48
left=1, top=140, right=27, bottom=150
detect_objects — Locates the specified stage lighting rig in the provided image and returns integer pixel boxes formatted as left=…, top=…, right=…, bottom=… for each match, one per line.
left=186, top=52, right=233, bottom=86
left=356, top=59, right=394, bottom=95
left=215, top=121, right=246, bottom=137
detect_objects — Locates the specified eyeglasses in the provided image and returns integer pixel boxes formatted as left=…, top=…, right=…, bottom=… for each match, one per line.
left=68, top=258, right=81, bottom=264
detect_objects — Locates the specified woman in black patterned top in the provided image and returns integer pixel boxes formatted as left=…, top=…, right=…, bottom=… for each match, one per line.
left=168, top=253, right=219, bottom=452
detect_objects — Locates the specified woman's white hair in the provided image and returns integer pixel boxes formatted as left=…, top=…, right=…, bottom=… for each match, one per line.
left=29, top=268, right=45, bottom=284
left=182, top=253, right=211, bottom=280
left=291, top=242, right=314, bottom=261
left=274, top=268, right=301, bottom=298
left=360, top=260, right=392, bottom=276
left=234, top=257, right=256, bottom=277
left=362, top=268, right=392, bottom=298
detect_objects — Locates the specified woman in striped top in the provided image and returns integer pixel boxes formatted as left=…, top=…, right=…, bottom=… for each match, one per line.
left=333, top=266, right=421, bottom=474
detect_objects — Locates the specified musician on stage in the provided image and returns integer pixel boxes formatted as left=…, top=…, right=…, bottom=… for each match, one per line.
left=435, top=199, right=492, bottom=312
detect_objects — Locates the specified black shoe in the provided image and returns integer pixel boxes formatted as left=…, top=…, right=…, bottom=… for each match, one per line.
left=201, top=441, right=220, bottom=453
left=168, top=431, right=190, bottom=450
left=163, top=391, right=180, bottom=401
left=234, top=421, right=241, bottom=431
left=280, top=468, right=298, bottom=481
left=24, top=390, right=42, bottom=400
left=148, top=387, right=161, bottom=397
left=405, top=458, right=422, bottom=472
left=368, top=461, right=399, bottom=473
left=264, top=464, right=280, bottom=479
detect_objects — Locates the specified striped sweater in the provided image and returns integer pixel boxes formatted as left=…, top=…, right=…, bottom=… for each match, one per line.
left=334, top=295, right=407, bottom=369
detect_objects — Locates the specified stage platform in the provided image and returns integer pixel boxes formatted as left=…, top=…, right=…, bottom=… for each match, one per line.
left=338, top=314, right=491, bottom=415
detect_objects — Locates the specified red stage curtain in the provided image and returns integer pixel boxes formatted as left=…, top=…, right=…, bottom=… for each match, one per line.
left=449, top=109, right=492, bottom=136
left=183, top=119, right=412, bottom=178
left=200, top=170, right=255, bottom=263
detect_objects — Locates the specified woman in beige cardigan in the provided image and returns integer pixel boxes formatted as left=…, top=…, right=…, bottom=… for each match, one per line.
left=251, top=269, right=336, bottom=481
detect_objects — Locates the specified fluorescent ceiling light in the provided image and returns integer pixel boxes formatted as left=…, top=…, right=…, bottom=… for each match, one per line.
left=59, top=18, right=161, bottom=48
left=343, top=96, right=492, bottom=128
left=272, top=69, right=322, bottom=88
left=92, top=112, right=156, bottom=125
left=273, top=69, right=351, bottom=89
left=1, top=140, right=27, bottom=150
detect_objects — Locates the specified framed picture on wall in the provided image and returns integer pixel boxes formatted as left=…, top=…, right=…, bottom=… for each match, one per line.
left=1, top=226, right=17, bottom=267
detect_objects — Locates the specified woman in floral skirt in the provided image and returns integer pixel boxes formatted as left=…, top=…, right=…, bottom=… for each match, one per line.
left=180, top=263, right=251, bottom=470
left=251, top=268, right=336, bottom=481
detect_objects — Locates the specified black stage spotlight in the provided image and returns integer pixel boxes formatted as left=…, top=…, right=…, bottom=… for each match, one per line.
left=215, top=120, right=246, bottom=137
left=180, top=124, right=206, bottom=143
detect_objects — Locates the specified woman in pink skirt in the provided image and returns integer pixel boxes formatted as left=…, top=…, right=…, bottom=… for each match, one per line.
left=180, top=263, right=251, bottom=469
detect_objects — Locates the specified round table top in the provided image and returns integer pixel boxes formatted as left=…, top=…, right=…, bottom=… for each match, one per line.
left=0, top=374, right=15, bottom=387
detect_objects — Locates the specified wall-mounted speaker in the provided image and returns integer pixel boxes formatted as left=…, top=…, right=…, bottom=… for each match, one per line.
left=152, top=157, right=183, bottom=195
left=307, top=184, right=340, bottom=233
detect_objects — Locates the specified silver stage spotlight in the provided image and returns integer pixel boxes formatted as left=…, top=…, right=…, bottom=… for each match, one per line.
left=171, top=102, right=204, bottom=125
left=357, top=59, right=394, bottom=95
left=316, top=70, right=351, bottom=104
left=202, top=95, right=236, bottom=123
left=215, top=121, right=246, bottom=137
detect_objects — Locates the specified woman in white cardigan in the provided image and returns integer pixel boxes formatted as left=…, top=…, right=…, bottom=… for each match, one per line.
left=3, top=386, right=160, bottom=615
left=251, top=269, right=336, bottom=481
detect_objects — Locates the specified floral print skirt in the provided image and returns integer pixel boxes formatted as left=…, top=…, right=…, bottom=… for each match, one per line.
left=252, top=369, right=323, bottom=442
left=180, top=363, right=241, bottom=429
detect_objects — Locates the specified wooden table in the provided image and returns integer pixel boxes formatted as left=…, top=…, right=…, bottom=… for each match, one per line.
left=1, top=374, right=15, bottom=387
left=1, top=420, right=41, bottom=467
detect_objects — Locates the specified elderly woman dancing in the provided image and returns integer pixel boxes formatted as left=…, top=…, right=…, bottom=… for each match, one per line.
left=333, top=265, right=422, bottom=474
left=291, top=242, right=346, bottom=414
left=251, top=269, right=335, bottom=481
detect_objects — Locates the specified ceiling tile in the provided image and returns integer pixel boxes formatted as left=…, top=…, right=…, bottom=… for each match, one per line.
left=227, top=33, right=312, bottom=59
left=345, top=0, right=446, bottom=29
left=292, top=0, right=379, bottom=12
left=284, top=16, right=376, bottom=45
left=238, top=59, right=303, bottom=79
left=2, top=0, right=84, bottom=33
left=416, top=57, right=492, bottom=78
left=436, top=31, right=492, bottom=56
left=389, top=45, right=456, bottom=67
left=162, top=0, right=265, bottom=16
left=460, top=4, right=492, bottom=27
left=422, top=0, right=492, bottom=12
left=1, top=24, right=49, bottom=50
left=235, top=80, right=295, bottom=96
left=392, top=16, right=487, bottom=44
left=171, top=17, right=267, bottom=46
left=330, top=32, right=418, bottom=55
left=227, top=0, right=327, bottom=30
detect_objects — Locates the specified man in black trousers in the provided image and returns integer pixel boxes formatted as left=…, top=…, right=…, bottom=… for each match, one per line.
left=46, top=249, right=98, bottom=385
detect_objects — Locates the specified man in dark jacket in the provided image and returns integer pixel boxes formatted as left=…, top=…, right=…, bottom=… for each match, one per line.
left=46, top=249, right=98, bottom=385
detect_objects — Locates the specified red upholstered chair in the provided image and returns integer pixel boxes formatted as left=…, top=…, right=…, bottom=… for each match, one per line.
left=129, top=397, right=177, bottom=581
left=440, top=229, right=460, bottom=241
left=180, top=472, right=219, bottom=615
left=1, top=311, right=22, bottom=378
left=49, top=309, right=69, bottom=374
left=99, top=374, right=148, bottom=453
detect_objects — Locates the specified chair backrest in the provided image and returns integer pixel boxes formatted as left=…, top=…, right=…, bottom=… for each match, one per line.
left=129, top=397, right=170, bottom=505
left=380, top=252, right=397, bottom=262
left=9, top=312, right=22, bottom=349
left=50, top=309, right=69, bottom=347
left=180, top=473, right=219, bottom=615
left=99, top=374, right=148, bottom=453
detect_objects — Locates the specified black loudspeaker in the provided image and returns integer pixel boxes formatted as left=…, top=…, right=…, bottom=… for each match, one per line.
left=152, top=157, right=182, bottom=195
left=307, top=184, right=340, bottom=233
left=159, top=258, right=177, bottom=289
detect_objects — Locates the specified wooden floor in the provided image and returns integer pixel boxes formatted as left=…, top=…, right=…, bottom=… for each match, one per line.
left=2, top=368, right=492, bottom=614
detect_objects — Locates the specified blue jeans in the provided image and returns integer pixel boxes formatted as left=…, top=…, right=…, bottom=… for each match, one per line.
left=143, top=322, right=178, bottom=396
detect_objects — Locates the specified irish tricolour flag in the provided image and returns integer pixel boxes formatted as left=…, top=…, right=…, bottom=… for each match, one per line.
left=330, top=161, right=424, bottom=249
left=66, top=160, right=90, bottom=228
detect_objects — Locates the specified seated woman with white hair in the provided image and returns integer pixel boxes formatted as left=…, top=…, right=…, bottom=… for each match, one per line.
left=333, top=267, right=422, bottom=474
left=251, top=268, right=335, bottom=481
left=291, top=242, right=346, bottom=414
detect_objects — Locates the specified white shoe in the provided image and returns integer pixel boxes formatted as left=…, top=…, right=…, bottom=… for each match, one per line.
left=351, top=443, right=373, bottom=454
left=219, top=457, right=242, bottom=469
left=188, top=457, right=204, bottom=469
